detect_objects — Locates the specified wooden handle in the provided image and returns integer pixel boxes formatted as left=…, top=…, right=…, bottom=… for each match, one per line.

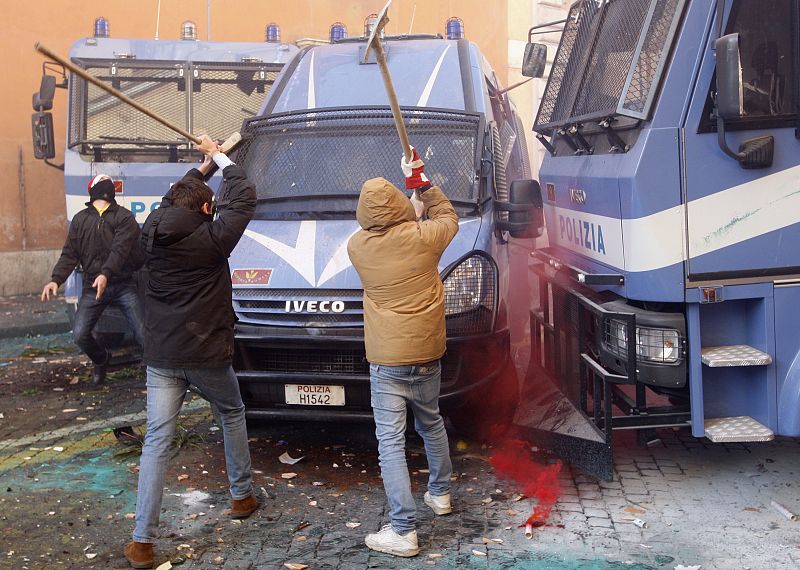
left=373, top=43, right=413, bottom=163
left=35, top=42, right=202, bottom=145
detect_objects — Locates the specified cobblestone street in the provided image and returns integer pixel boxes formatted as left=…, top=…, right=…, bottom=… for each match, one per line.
left=1, top=339, right=799, bottom=569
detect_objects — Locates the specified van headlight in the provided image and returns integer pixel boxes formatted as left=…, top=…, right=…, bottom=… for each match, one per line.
left=605, top=319, right=682, bottom=364
left=442, top=253, right=497, bottom=336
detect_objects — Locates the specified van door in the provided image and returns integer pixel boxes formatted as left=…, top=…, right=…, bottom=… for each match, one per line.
left=684, top=0, right=800, bottom=280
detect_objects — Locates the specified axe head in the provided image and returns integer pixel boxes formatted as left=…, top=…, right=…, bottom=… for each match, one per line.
left=362, top=0, right=392, bottom=63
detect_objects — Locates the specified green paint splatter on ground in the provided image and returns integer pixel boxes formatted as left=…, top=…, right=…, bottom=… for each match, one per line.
left=3, top=450, right=138, bottom=512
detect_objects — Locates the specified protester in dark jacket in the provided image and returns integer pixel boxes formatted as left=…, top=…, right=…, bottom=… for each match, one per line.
left=42, top=175, right=145, bottom=383
left=124, top=135, right=258, bottom=570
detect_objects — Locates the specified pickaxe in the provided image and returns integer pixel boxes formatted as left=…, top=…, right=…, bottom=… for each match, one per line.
left=362, top=0, right=413, bottom=163
left=34, top=42, right=241, bottom=154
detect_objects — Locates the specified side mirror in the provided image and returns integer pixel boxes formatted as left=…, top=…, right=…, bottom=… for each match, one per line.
left=32, top=75, right=57, bottom=112
left=31, top=112, right=56, bottom=159
left=714, top=33, right=743, bottom=120
left=496, top=179, right=544, bottom=239
left=521, top=43, right=547, bottom=78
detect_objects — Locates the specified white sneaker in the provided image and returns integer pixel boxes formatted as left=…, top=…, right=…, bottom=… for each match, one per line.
left=365, top=524, right=420, bottom=557
left=424, top=491, right=452, bottom=515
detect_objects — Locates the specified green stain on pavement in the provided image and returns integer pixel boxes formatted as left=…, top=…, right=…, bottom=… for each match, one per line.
left=4, top=451, right=137, bottom=512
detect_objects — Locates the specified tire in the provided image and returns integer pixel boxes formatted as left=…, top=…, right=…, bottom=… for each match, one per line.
left=447, top=359, right=520, bottom=440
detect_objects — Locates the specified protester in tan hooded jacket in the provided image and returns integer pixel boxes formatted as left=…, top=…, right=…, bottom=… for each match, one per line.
left=347, top=147, right=458, bottom=557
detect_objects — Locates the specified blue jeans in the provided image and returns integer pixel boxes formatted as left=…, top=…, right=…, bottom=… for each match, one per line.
left=370, top=361, right=452, bottom=533
left=133, top=366, right=253, bottom=543
left=73, top=279, right=144, bottom=363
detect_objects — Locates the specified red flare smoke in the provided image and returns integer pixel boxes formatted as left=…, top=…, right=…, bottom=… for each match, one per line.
left=490, top=439, right=562, bottom=526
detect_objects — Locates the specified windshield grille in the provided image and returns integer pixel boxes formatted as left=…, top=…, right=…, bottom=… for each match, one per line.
left=69, top=60, right=282, bottom=157
left=236, top=107, right=481, bottom=202
left=534, top=0, right=686, bottom=133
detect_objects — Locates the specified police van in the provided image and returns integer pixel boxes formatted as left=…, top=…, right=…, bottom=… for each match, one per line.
left=32, top=34, right=298, bottom=344
left=228, top=34, right=535, bottom=428
left=504, top=0, right=800, bottom=479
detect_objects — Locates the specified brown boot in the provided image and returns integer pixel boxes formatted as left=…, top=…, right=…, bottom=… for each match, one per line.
left=124, top=541, right=154, bottom=569
left=231, top=494, right=259, bottom=519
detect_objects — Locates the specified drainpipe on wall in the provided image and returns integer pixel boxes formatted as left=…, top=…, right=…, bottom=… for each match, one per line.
left=18, top=147, right=27, bottom=250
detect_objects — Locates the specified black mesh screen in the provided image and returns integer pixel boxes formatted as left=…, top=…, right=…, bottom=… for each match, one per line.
left=534, top=0, right=685, bottom=132
left=570, top=1, right=651, bottom=120
left=621, top=0, right=684, bottom=114
left=236, top=107, right=481, bottom=202
left=534, top=1, right=601, bottom=129
left=444, top=254, right=497, bottom=336
left=77, top=63, right=188, bottom=145
left=191, top=63, right=281, bottom=141
left=69, top=60, right=283, bottom=158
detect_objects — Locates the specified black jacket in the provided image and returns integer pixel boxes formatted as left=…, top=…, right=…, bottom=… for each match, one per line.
left=51, top=201, right=144, bottom=286
left=140, top=164, right=256, bottom=369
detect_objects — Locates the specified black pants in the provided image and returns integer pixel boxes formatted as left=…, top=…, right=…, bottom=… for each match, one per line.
left=72, top=280, right=144, bottom=364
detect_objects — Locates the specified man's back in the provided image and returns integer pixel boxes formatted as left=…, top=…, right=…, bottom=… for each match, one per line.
left=348, top=177, right=458, bottom=366
left=141, top=165, right=256, bottom=369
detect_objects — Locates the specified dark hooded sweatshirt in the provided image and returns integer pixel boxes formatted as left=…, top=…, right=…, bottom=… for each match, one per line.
left=139, top=165, right=256, bottom=369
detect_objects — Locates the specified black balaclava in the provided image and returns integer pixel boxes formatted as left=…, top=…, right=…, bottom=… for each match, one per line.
left=88, top=175, right=116, bottom=203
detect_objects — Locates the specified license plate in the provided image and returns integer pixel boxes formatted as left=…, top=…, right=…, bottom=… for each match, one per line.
left=284, top=384, right=345, bottom=406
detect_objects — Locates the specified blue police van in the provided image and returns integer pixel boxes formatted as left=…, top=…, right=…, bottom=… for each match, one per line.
left=32, top=36, right=298, bottom=344
left=227, top=34, right=535, bottom=428
left=506, top=0, right=800, bottom=479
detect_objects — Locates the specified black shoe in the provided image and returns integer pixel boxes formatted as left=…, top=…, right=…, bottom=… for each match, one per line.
left=92, top=352, right=110, bottom=384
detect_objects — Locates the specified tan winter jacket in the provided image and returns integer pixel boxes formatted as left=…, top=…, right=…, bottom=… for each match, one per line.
left=347, top=178, right=459, bottom=366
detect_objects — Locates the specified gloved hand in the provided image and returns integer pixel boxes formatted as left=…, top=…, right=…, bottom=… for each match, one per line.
left=401, top=146, right=430, bottom=191
left=410, top=190, right=425, bottom=220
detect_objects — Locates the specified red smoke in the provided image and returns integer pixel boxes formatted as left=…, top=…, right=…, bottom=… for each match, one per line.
left=490, top=439, right=562, bottom=526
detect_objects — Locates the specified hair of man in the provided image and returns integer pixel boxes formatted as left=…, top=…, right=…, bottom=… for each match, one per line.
left=171, top=177, right=214, bottom=212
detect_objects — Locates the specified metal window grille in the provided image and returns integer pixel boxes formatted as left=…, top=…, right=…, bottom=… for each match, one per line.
left=534, top=0, right=686, bottom=133
left=235, top=107, right=482, bottom=203
left=69, top=60, right=282, bottom=158
left=191, top=63, right=281, bottom=141
left=76, top=63, right=188, bottom=146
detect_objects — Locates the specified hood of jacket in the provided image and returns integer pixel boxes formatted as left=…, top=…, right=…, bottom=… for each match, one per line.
left=356, top=177, right=416, bottom=231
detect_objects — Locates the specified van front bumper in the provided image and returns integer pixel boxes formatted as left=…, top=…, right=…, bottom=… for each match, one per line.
left=234, top=323, right=510, bottom=421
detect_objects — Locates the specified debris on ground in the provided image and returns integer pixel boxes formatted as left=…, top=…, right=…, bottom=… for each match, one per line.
left=281, top=472, right=297, bottom=479
left=471, top=549, right=487, bottom=557
left=279, top=452, right=304, bottom=465
left=770, top=500, right=798, bottom=521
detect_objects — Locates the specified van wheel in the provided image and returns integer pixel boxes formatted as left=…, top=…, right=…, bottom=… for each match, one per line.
left=447, top=359, right=520, bottom=440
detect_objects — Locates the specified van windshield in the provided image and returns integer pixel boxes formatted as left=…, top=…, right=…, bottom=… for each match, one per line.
left=236, top=107, right=482, bottom=218
left=69, top=60, right=281, bottom=162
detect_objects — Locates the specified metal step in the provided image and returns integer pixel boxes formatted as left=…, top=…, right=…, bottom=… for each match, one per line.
left=704, top=416, right=774, bottom=442
left=701, top=345, right=772, bottom=367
